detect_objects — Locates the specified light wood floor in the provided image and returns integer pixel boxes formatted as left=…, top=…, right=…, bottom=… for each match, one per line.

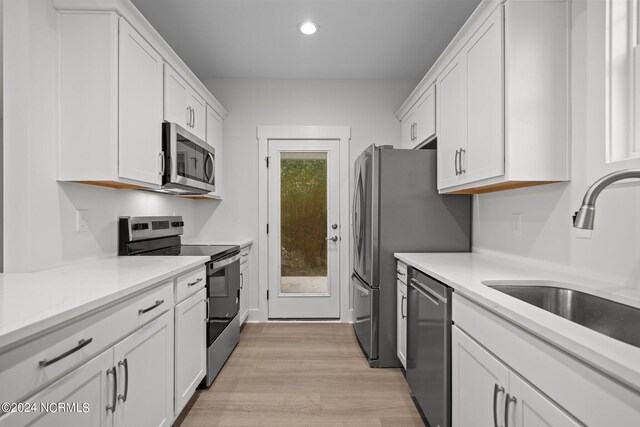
left=175, top=323, right=423, bottom=426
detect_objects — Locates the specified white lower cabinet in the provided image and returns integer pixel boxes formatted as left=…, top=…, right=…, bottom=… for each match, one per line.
left=452, top=326, right=579, bottom=427
left=396, top=281, right=407, bottom=369
left=113, top=311, right=174, bottom=427
left=239, top=245, right=252, bottom=324
left=174, top=289, right=206, bottom=416
left=0, top=349, right=114, bottom=427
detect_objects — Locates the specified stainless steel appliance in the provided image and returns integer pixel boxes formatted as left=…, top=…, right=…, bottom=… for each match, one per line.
left=162, top=122, right=215, bottom=195
left=351, top=145, right=470, bottom=368
left=118, top=216, right=239, bottom=387
left=407, top=267, right=452, bottom=427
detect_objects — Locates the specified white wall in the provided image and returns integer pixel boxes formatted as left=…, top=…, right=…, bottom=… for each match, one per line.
left=473, top=1, right=640, bottom=290
left=2, top=0, right=199, bottom=273
left=196, top=79, right=417, bottom=320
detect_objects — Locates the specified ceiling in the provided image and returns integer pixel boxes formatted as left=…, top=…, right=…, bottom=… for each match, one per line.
left=131, top=0, right=481, bottom=80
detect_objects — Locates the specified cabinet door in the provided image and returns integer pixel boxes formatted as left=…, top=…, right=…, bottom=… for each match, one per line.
left=415, top=84, right=436, bottom=144
left=396, top=282, right=407, bottom=369
left=239, top=263, right=249, bottom=324
left=437, top=53, right=467, bottom=190
left=118, top=18, right=163, bottom=186
left=0, top=349, right=114, bottom=427
left=163, top=64, right=189, bottom=129
left=400, top=110, right=414, bottom=149
left=463, top=6, right=504, bottom=184
left=113, top=311, right=173, bottom=427
left=206, top=106, right=223, bottom=196
left=188, top=90, right=206, bottom=141
left=174, top=289, right=206, bottom=416
left=452, top=326, right=509, bottom=427
left=508, top=373, right=581, bottom=427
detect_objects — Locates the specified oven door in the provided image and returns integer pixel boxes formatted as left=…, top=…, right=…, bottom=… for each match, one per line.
left=207, top=252, right=241, bottom=346
left=163, top=122, right=215, bottom=194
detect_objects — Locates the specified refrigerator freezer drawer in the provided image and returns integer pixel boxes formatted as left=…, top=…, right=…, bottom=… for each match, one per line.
left=352, top=273, right=379, bottom=365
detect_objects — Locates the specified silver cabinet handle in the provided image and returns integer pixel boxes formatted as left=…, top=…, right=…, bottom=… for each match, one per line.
left=396, top=269, right=405, bottom=276
left=240, top=273, right=244, bottom=290
left=205, top=298, right=210, bottom=322
left=159, top=151, right=165, bottom=176
left=117, top=358, right=129, bottom=403
left=493, top=383, right=505, bottom=427
left=414, top=122, right=418, bottom=141
left=106, top=367, right=117, bottom=413
left=504, top=393, right=516, bottom=427
left=188, top=277, right=203, bottom=287
left=459, top=148, right=466, bottom=174
left=326, top=235, right=338, bottom=242
left=455, top=149, right=460, bottom=175
left=138, top=299, right=164, bottom=315
left=192, top=108, right=196, bottom=128
left=39, top=338, right=93, bottom=367
left=186, top=106, right=191, bottom=127
left=401, top=295, right=407, bottom=319
left=241, top=253, right=249, bottom=258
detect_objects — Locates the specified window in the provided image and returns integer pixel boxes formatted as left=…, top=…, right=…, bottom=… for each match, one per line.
left=606, top=0, right=640, bottom=161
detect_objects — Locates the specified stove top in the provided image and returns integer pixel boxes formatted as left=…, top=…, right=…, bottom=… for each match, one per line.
left=179, top=244, right=239, bottom=261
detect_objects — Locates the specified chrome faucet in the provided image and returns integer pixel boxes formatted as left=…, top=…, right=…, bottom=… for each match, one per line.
left=573, top=169, right=640, bottom=230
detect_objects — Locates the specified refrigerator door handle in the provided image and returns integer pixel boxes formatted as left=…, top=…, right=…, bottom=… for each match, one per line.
left=352, top=275, right=370, bottom=295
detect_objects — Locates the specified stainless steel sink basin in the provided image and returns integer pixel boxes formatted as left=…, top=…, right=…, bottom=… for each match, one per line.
left=485, top=282, right=640, bottom=348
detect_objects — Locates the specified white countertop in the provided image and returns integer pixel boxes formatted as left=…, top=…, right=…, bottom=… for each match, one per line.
left=0, top=256, right=209, bottom=352
left=395, top=252, right=640, bottom=392
left=183, top=238, right=253, bottom=249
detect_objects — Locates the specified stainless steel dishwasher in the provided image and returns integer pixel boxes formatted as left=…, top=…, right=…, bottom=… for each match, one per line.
left=406, top=266, right=452, bottom=427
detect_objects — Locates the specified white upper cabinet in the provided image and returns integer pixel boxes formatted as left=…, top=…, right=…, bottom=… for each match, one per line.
left=462, top=6, right=504, bottom=185
left=437, top=55, right=467, bottom=190
left=56, top=0, right=227, bottom=193
left=398, top=0, right=569, bottom=194
left=414, top=84, right=436, bottom=145
left=398, top=84, right=436, bottom=149
left=118, top=18, right=164, bottom=186
left=164, top=65, right=207, bottom=141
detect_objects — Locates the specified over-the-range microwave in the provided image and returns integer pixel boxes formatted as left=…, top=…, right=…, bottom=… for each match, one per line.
left=161, top=122, right=215, bottom=195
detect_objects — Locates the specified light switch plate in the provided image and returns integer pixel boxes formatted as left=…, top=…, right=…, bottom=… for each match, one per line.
left=512, top=213, right=522, bottom=235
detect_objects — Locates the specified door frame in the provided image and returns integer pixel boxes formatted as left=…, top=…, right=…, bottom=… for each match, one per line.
left=257, top=126, right=351, bottom=322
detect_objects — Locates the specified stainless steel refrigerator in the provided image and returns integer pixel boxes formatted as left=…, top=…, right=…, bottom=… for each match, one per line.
left=351, top=145, right=471, bottom=367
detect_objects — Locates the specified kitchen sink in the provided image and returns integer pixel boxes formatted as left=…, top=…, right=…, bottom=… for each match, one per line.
left=483, top=281, right=640, bottom=348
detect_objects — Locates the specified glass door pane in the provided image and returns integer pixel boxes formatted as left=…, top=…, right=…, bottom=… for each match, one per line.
left=280, top=152, right=328, bottom=295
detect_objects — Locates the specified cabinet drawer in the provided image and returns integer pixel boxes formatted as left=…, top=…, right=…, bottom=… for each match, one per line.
left=396, top=261, right=407, bottom=284
left=0, top=281, right=172, bottom=405
left=240, top=246, right=250, bottom=266
left=175, top=266, right=206, bottom=303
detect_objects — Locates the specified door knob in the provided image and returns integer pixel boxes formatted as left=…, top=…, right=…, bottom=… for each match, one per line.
left=326, top=235, right=338, bottom=242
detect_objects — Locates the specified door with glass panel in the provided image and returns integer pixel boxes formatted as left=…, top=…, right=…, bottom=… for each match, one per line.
left=267, top=140, right=341, bottom=319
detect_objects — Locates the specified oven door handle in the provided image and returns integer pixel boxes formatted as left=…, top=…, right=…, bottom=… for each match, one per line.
left=210, top=253, right=241, bottom=270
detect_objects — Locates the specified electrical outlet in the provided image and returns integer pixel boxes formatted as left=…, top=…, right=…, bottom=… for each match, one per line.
left=76, top=209, right=89, bottom=233
left=512, top=213, right=522, bottom=235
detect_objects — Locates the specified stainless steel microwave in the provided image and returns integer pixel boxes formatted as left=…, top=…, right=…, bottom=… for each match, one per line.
left=162, top=122, right=215, bottom=195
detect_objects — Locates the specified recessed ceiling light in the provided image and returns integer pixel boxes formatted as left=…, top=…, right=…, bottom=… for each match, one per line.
left=299, top=21, right=318, bottom=36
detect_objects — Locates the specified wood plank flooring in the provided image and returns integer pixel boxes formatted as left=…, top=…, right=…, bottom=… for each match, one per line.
left=175, top=323, right=423, bottom=426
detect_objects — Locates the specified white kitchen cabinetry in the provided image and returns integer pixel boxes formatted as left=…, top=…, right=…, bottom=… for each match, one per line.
left=398, top=0, right=569, bottom=194
left=55, top=1, right=228, bottom=193
left=398, top=84, right=436, bottom=149
left=452, top=326, right=578, bottom=427
left=164, top=65, right=206, bottom=141
left=438, top=6, right=504, bottom=190
left=437, top=1, right=568, bottom=194
left=239, top=245, right=252, bottom=324
left=59, top=13, right=163, bottom=189
left=174, top=288, right=206, bottom=416
left=206, top=105, right=224, bottom=198
left=0, top=349, right=114, bottom=427
left=454, top=293, right=640, bottom=426
left=396, top=281, right=407, bottom=369
left=113, top=310, right=173, bottom=427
